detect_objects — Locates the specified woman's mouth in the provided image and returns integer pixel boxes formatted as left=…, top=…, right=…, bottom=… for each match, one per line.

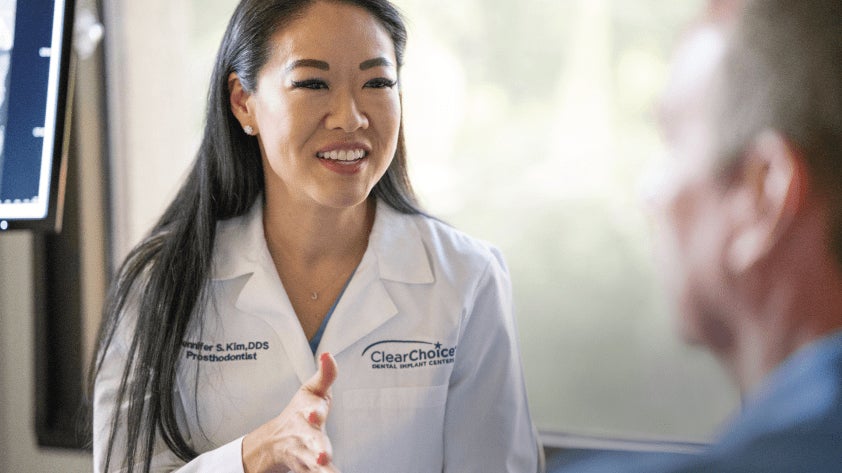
left=316, top=149, right=367, bottom=163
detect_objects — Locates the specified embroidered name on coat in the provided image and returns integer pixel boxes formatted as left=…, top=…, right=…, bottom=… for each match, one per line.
left=181, top=340, right=270, bottom=363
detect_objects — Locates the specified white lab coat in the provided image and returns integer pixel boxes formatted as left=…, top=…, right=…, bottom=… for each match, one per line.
left=94, top=199, right=538, bottom=473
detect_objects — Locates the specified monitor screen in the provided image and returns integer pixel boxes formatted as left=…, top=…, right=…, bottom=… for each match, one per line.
left=0, top=0, right=74, bottom=232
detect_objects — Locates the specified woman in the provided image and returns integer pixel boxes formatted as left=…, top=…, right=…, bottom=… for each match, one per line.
left=91, top=1, right=538, bottom=472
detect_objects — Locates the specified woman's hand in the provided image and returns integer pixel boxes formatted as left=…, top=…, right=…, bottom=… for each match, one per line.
left=242, top=352, right=340, bottom=473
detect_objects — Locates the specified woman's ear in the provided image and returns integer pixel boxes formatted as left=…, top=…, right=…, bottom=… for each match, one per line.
left=725, top=130, right=806, bottom=273
left=228, top=72, right=256, bottom=133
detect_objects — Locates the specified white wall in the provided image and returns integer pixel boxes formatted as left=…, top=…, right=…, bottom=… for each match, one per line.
left=0, top=232, right=92, bottom=472
left=105, top=0, right=202, bottom=261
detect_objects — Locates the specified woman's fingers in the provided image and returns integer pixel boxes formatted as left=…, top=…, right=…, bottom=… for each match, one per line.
left=243, top=354, right=341, bottom=473
left=304, top=352, right=338, bottom=399
left=288, top=354, right=339, bottom=471
left=304, top=352, right=337, bottom=429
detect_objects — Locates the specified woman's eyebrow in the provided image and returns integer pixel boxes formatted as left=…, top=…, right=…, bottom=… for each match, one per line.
left=285, top=59, right=330, bottom=73
left=284, top=57, right=393, bottom=72
left=360, top=57, right=393, bottom=70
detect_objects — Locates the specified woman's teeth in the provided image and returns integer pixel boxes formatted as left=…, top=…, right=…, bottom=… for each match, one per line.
left=317, top=149, right=366, bottom=161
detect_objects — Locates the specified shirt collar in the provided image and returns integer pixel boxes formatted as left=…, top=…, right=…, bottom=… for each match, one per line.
left=717, top=329, right=842, bottom=446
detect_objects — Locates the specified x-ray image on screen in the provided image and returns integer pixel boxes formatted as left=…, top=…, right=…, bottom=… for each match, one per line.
left=0, top=0, right=15, bottom=193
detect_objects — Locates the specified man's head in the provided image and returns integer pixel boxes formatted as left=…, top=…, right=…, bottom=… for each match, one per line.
left=712, top=0, right=842, bottom=260
left=649, top=0, right=842, bottom=389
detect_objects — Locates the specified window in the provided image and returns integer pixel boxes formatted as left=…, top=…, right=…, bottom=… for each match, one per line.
left=396, top=0, right=739, bottom=447
left=106, top=0, right=739, bottom=450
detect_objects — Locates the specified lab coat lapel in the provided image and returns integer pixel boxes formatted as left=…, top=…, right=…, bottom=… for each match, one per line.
left=317, top=201, right=435, bottom=358
left=317, top=251, right=398, bottom=358
left=236, top=259, right=317, bottom=385
left=212, top=200, right=435, bottom=379
left=213, top=202, right=317, bottom=385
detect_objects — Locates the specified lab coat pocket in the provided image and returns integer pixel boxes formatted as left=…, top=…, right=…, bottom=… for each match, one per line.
left=339, top=385, right=448, bottom=472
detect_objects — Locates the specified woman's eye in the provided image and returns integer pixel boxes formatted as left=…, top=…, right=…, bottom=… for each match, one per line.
left=291, top=79, right=329, bottom=90
left=364, top=78, right=397, bottom=89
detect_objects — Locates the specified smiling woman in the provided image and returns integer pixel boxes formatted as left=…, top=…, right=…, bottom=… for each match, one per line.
left=228, top=3, right=401, bottom=216
left=101, top=0, right=740, bottom=469
left=91, top=1, right=538, bottom=472
left=225, top=2, right=405, bottom=337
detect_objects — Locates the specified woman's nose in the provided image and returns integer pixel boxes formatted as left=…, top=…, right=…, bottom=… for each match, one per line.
left=325, top=90, right=369, bottom=132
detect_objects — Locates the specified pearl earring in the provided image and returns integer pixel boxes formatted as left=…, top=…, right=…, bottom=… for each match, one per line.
left=244, top=125, right=255, bottom=135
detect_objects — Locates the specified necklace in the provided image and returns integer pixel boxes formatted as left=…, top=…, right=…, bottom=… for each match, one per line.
left=308, top=264, right=357, bottom=302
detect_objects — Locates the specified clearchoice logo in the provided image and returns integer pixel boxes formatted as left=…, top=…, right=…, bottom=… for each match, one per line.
left=362, top=340, right=456, bottom=370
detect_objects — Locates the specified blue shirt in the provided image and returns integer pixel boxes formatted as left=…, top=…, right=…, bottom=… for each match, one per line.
left=308, top=268, right=357, bottom=354
left=552, top=330, right=842, bottom=472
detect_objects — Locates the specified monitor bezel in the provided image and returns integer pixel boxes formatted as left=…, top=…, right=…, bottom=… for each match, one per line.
left=0, top=0, right=75, bottom=233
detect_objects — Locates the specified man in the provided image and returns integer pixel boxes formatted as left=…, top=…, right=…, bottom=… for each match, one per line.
left=554, top=0, right=842, bottom=471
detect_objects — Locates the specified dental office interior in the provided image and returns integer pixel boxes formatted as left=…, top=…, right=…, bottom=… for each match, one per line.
left=0, top=0, right=740, bottom=471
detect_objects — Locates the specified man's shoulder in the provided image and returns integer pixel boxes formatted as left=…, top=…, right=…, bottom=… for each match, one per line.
left=548, top=433, right=842, bottom=473
left=547, top=449, right=693, bottom=473
left=682, top=428, right=842, bottom=472
left=548, top=406, right=842, bottom=473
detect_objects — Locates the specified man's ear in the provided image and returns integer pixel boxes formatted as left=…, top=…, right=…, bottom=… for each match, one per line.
left=726, top=131, right=806, bottom=273
left=228, top=72, right=255, bottom=132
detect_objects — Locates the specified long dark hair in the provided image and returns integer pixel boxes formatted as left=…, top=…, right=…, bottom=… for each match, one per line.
left=89, top=1, right=420, bottom=471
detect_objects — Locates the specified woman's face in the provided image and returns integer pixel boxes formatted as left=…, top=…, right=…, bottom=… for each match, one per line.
left=231, top=1, right=401, bottom=211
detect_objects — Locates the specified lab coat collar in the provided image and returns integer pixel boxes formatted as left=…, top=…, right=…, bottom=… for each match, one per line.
left=212, top=200, right=318, bottom=383
left=209, top=198, right=435, bottom=382
left=210, top=198, right=435, bottom=284
left=315, top=200, right=436, bottom=358
left=210, top=199, right=265, bottom=282
left=368, top=199, right=435, bottom=285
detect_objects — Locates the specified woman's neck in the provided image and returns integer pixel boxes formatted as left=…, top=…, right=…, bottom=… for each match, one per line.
left=262, top=195, right=375, bottom=267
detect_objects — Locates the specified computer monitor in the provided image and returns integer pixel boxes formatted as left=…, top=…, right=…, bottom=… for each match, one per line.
left=0, top=0, right=74, bottom=232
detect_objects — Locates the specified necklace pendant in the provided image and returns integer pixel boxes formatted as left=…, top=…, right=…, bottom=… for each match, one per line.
left=311, top=292, right=318, bottom=300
